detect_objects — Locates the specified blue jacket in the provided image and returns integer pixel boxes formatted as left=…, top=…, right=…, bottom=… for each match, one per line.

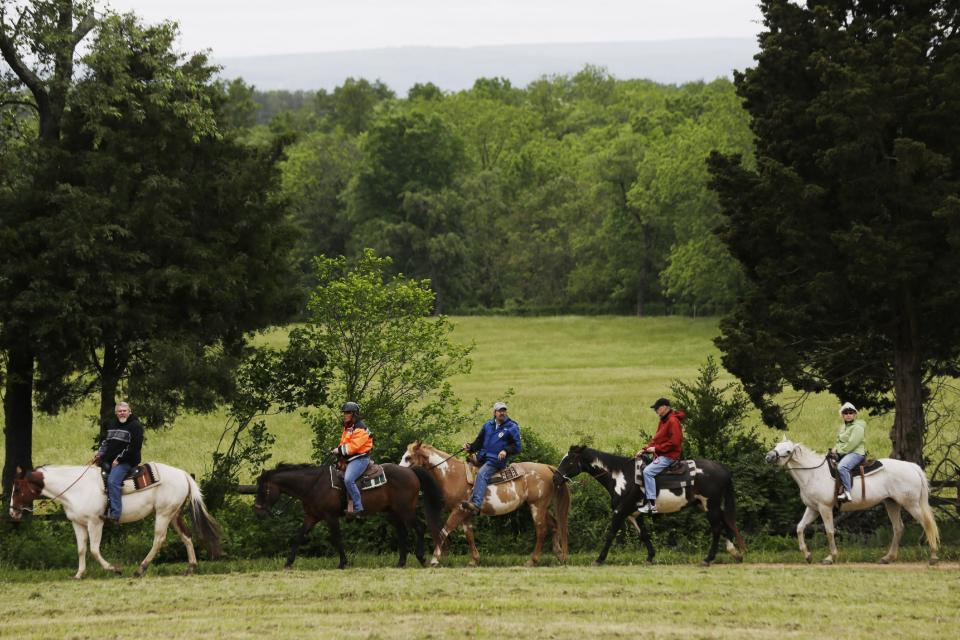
left=467, top=417, right=522, bottom=470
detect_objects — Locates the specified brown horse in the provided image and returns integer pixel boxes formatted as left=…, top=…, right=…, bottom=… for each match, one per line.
left=399, top=441, right=569, bottom=567
left=253, top=462, right=444, bottom=569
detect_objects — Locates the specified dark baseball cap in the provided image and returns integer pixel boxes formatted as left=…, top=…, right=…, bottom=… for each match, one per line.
left=650, top=398, right=671, bottom=410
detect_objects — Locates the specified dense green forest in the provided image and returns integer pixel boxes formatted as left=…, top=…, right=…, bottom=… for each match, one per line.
left=238, top=70, right=753, bottom=315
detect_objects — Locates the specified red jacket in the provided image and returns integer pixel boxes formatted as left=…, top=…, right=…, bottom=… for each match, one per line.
left=646, top=410, right=684, bottom=459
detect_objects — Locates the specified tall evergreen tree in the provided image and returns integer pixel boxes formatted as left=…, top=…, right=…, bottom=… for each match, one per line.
left=707, top=1, right=960, bottom=463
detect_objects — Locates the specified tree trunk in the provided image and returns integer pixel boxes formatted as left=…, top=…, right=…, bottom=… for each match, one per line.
left=99, top=343, right=121, bottom=429
left=889, top=300, right=925, bottom=464
left=2, top=342, right=35, bottom=498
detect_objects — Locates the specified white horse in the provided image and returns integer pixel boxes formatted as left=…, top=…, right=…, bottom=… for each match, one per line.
left=9, top=463, right=221, bottom=579
left=765, top=439, right=940, bottom=565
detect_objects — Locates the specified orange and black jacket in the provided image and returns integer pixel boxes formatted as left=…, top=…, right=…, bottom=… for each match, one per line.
left=337, top=420, right=373, bottom=461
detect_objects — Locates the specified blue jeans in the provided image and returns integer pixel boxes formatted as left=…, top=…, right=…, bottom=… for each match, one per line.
left=470, top=462, right=500, bottom=508
left=344, top=457, right=370, bottom=512
left=642, top=456, right=676, bottom=501
left=106, top=462, right=133, bottom=519
left=837, top=452, right=865, bottom=492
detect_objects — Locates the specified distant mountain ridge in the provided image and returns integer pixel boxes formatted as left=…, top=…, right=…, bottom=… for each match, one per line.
left=215, top=38, right=759, bottom=93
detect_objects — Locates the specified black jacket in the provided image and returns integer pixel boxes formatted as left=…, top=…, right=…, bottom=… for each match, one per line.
left=97, top=415, right=144, bottom=466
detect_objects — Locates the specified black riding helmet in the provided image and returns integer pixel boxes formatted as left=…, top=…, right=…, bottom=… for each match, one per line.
left=341, top=401, right=361, bottom=416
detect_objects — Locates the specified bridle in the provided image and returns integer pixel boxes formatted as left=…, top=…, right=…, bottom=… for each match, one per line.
left=9, top=472, right=44, bottom=518
left=556, top=449, right=608, bottom=484
left=770, top=445, right=828, bottom=471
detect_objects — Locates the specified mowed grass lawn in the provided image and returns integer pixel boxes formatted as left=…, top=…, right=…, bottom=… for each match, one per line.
left=3, top=316, right=896, bottom=479
left=2, top=562, right=958, bottom=639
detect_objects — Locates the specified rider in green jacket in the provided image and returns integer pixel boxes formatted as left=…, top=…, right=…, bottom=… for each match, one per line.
left=833, top=402, right=866, bottom=503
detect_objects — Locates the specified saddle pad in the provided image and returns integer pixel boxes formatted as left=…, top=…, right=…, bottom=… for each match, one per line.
left=465, top=463, right=522, bottom=486
left=634, top=459, right=700, bottom=490
left=331, top=464, right=388, bottom=492
left=101, top=463, right=162, bottom=495
left=859, top=460, right=884, bottom=477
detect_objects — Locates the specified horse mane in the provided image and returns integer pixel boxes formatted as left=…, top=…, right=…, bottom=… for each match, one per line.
left=272, top=462, right=322, bottom=472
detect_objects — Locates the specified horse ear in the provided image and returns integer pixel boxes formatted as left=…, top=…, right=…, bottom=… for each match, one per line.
left=780, top=435, right=787, bottom=442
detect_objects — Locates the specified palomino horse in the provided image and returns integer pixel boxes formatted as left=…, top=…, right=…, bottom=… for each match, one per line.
left=399, top=441, right=569, bottom=567
left=554, top=445, right=745, bottom=566
left=253, top=462, right=444, bottom=569
left=765, top=439, right=940, bottom=565
left=8, top=464, right=221, bottom=579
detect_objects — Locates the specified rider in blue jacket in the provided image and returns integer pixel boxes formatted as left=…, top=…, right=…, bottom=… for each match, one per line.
left=461, top=401, right=522, bottom=514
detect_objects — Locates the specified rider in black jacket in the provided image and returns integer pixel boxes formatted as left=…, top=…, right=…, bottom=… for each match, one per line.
left=92, top=402, right=144, bottom=522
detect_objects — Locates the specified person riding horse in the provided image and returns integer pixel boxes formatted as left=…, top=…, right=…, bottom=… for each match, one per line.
left=832, top=402, right=866, bottom=503
left=460, top=401, right=522, bottom=514
left=90, top=401, right=144, bottom=523
left=636, top=397, right=684, bottom=514
left=330, top=401, right=374, bottom=518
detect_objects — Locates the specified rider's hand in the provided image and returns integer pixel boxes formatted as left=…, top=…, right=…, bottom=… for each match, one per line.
left=112, top=460, right=119, bottom=467
left=498, top=450, right=506, bottom=461
left=329, top=447, right=339, bottom=455
left=463, top=443, right=471, bottom=452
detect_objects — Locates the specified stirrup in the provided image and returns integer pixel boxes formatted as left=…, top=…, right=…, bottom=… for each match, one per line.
left=637, top=503, right=657, bottom=514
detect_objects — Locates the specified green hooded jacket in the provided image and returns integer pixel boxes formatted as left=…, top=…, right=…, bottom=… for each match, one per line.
left=835, top=419, right=866, bottom=456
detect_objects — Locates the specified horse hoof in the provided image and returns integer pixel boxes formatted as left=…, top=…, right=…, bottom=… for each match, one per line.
left=183, top=564, right=196, bottom=576
left=73, top=574, right=84, bottom=581
left=592, top=560, right=603, bottom=567
left=646, top=558, right=655, bottom=565
left=110, top=566, right=123, bottom=576
left=524, top=559, right=538, bottom=568
left=929, top=557, right=939, bottom=566
left=700, top=560, right=711, bottom=568
left=878, top=557, right=890, bottom=565
left=820, top=557, right=834, bottom=565
left=804, top=554, right=813, bottom=564
left=283, top=565, right=294, bottom=572
left=467, top=560, right=477, bottom=568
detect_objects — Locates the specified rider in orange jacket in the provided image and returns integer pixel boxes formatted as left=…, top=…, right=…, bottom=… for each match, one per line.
left=332, top=401, right=374, bottom=517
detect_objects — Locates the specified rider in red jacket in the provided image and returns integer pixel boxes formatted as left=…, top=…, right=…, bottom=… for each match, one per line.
left=637, top=398, right=685, bottom=514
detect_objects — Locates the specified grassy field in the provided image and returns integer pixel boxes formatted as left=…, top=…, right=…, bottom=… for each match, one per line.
left=2, top=316, right=896, bottom=480
left=1, top=559, right=957, bottom=639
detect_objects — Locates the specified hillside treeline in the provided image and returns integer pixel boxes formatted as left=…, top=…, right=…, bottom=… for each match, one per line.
left=238, top=69, right=753, bottom=315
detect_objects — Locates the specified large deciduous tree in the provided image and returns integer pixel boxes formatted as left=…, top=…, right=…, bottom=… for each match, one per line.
left=707, top=1, right=960, bottom=463
left=0, top=3, right=299, bottom=494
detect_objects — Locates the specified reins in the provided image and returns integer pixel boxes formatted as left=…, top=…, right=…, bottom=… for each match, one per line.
left=782, top=451, right=829, bottom=471
left=425, top=448, right=466, bottom=470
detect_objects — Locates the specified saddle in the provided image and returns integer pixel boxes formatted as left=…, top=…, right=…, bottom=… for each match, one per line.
left=634, top=459, right=701, bottom=494
left=330, top=461, right=387, bottom=492
left=464, top=462, right=523, bottom=486
left=100, top=462, right=162, bottom=495
left=828, top=456, right=884, bottom=502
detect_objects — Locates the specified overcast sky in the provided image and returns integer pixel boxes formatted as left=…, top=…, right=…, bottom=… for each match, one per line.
left=104, top=1, right=764, bottom=58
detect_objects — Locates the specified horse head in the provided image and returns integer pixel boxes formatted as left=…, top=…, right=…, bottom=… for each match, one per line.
left=8, top=467, right=44, bottom=521
left=554, top=445, right=587, bottom=487
left=765, top=438, right=798, bottom=465
left=252, top=469, right=279, bottom=519
left=399, top=440, right=432, bottom=468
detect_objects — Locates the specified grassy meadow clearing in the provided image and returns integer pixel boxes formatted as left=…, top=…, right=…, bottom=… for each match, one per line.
left=4, top=315, right=897, bottom=479
left=1, top=560, right=957, bottom=639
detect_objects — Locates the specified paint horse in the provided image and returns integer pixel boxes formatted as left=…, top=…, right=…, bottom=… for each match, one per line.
left=554, top=445, right=745, bottom=566
left=765, top=439, right=940, bottom=565
left=9, top=463, right=221, bottom=579
left=399, top=441, right=569, bottom=567
left=254, top=462, right=444, bottom=569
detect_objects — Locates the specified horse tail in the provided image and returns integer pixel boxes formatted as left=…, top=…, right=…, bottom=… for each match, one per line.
left=916, top=467, right=941, bottom=552
left=411, top=466, right=445, bottom=548
left=551, top=467, right=571, bottom=562
left=185, top=472, right=223, bottom=559
left=722, top=473, right=746, bottom=553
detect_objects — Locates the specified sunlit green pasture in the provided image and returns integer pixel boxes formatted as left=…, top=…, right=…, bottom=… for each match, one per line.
left=4, top=316, right=898, bottom=481
left=1, top=559, right=957, bottom=639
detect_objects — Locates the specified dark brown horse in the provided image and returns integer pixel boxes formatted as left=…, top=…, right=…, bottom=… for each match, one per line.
left=253, top=462, right=444, bottom=569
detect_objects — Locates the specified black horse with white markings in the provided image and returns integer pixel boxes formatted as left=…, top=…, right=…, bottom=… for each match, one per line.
left=554, top=445, right=745, bottom=566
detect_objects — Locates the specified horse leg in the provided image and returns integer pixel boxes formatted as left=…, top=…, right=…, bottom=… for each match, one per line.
left=71, top=522, right=90, bottom=580
left=285, top=515, right=318, bottom=570
left=327, top=517, right=348, bottom=570
left=701, top=501, right=724, bottom=566
left=795, top=506, right=821, bottom=564
left=412, top=517, right=427, bottom=566
left=395, top=518, right=410, bottom=568
left=626, top=515, right=656, bottom=563
left=879, top=499, right=903, bottom=564
left=595, top=510, right=629, bottom=566
left=547, top=512, right=562, bottom=560
left=172, top=511, right=198, bottom=575
left=430, top=509, right=467, bottom=567
left=134, top=513, right=173, bottom=577
left=818, top=507, right=839, bottom=565
left=526, top=503, right=547, bottom=567
left=86, top=520, right=122, bottom=575
left=463, top=522, right=480, bottom=567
